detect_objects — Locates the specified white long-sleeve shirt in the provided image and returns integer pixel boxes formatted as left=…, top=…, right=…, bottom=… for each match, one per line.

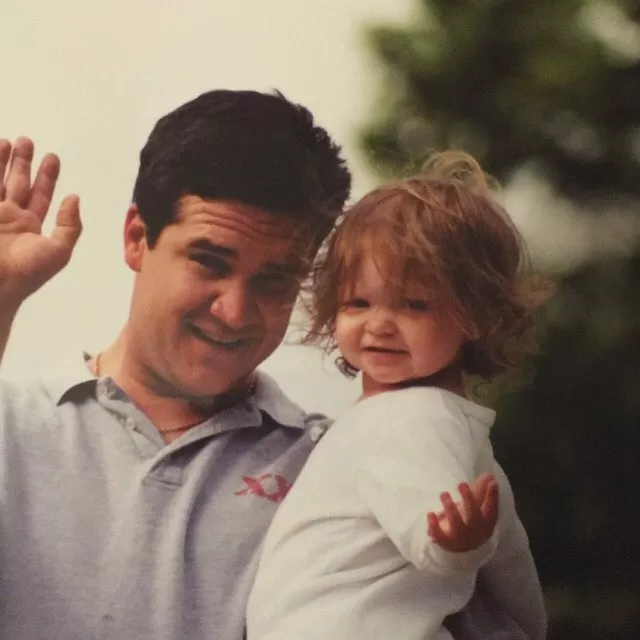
left=247, top=387, right=546, bottom=640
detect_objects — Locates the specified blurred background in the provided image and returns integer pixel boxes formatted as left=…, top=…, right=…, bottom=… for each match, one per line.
left=1, top=0, right=639, bottom=638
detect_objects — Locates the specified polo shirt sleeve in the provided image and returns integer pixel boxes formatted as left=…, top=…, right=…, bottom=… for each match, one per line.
left=353, top=390, right=496, bottom=574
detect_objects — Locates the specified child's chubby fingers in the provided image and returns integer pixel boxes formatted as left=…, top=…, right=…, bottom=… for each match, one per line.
left=457, top=481, right=483, bottom=526
left=427, top=511, right=447, bottom=544
left=440, top=491, right=466, bottom=535
left=480, top=478, right=499, bottom=526
left=469, top=472, right=496, bottom=502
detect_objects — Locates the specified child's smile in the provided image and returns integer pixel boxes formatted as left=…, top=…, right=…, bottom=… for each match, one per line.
left=334, top=258, right=465, bottom=396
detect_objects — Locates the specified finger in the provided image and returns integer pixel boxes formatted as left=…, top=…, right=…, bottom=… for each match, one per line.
left=4, top=137, right=34, bottom=206
left=480, top=479, right=499, bottom=529
left=441, top=491, right=466, bottom=535
left=28, top=153, right=61, bottom=221
left=469, top=472, right=495, bottom=502
left=458, top=482, right=483, bottom=526
left=51, top=195, right=82, bottom=254
left=0, top=139, right=11, bottom=190
left=0, top=202, right=41, bottom=234
left=427, top=511, right=447, bottom=545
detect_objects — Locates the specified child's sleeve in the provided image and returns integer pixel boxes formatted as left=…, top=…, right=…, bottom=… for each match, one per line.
left=354, top=392, right=496, bottom=574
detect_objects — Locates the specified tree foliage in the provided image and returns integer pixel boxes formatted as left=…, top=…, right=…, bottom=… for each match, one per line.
left=363, top=0, right=640, bottom=205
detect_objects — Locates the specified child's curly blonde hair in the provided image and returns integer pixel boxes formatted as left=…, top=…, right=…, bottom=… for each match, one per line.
left=303, top=150, right=552, bottom=380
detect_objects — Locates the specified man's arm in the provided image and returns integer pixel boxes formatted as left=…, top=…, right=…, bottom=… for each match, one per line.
left=0, top=137, right=82, bottom=365
left=0, top=303, right=20, bottom=365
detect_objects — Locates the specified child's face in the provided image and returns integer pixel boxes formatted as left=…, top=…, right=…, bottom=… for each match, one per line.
left=335, top=259, right=465, bottom=393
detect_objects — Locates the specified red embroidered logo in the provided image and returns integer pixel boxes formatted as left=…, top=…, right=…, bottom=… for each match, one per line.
left=234, top=473, right=292, bottom=503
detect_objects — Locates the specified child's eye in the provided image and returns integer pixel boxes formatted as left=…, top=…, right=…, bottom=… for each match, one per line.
left=342, top=298, right=370, bottom=309
left=404, top=298, right=429, bottom=312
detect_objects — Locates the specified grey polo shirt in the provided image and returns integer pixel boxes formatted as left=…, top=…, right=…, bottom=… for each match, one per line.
left=0, top=356, right=532, bottom=640
left=0, top=355, right=327, bottom=640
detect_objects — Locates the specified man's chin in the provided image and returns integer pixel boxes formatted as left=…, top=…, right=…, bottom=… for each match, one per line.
left=182, top=369, right=254, bottom=400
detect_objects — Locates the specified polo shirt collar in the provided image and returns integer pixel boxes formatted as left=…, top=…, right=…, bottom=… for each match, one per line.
left=252, top=370, right=306, bottom=429
left=48, top=353, right=97, bottom=405
left=49, top=353, right=306, bottom=430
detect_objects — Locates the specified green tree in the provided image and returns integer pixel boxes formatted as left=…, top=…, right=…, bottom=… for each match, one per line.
left=363, top=0, right=640, bottom=203
left=360, top=1, right=640, bottom=638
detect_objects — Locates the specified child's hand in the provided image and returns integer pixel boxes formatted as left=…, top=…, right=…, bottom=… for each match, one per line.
left=427, top=472, right=499, bottom=553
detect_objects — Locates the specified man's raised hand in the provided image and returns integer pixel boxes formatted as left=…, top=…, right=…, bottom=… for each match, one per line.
left=0, top=137, right=82, bottom=308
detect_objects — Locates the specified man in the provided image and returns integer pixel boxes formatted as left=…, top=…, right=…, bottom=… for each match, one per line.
left=0, top=90, right=532, bottom=639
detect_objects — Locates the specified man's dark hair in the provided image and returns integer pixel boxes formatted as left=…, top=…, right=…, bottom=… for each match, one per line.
left=132, top=89, right=351, bottom=246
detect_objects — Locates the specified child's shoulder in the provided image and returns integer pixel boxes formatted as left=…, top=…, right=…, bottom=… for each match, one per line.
left=331, top=387, right=494, bottom=457
left=355, top=386, right=493, bottom=423
left=335, top=388, right=495, bottom=451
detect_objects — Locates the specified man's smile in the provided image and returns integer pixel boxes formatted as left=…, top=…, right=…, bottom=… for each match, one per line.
left=188, top=323, right=254, bottom=350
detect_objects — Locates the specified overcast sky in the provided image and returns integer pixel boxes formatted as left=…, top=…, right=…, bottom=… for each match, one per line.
left=0, top=0, right=418, bottom=416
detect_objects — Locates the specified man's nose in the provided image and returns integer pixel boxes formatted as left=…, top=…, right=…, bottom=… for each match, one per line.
left=209, top=283, right=257, bottom=330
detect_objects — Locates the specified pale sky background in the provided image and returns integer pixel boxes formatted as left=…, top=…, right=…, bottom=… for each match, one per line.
left=2, top=0, right=637, bottom=417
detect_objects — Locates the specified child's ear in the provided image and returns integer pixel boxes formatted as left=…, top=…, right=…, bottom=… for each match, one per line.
left=123, top=204, right=147, bottom=272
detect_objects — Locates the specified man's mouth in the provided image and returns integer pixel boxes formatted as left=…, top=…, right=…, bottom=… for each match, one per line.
left=188, top=324, right=252, bottom=350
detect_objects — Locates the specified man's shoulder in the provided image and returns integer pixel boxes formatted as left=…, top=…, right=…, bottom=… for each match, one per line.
left=0, top=371, right=54, bottom=409
left=0, top=354, right=96, bottom=416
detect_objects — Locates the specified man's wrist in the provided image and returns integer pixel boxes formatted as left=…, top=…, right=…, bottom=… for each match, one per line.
left=0, top=297, right=22, bottom=364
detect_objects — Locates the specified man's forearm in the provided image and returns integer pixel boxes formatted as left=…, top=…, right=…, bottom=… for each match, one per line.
left=0, top=302, right=20, bottom=366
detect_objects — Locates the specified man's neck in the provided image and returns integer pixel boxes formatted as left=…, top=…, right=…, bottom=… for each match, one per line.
left=93, top=329, right=254, bottom=442
left=92, top=330, right=214, bottom=437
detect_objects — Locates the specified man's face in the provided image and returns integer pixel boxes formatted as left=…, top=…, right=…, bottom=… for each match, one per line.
left=125, top=196, right=312, bottom=400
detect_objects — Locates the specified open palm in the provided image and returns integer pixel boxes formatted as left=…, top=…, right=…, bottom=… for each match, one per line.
left=0, top=138, right=82, bottom=307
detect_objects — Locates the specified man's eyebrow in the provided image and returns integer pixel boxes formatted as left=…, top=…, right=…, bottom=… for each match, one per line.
left=188, top=239, right=307, bottom=275
left=187, top=239, right=237, bottom=258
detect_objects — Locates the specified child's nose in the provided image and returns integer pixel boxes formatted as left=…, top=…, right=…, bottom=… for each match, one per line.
left=365, top=307, right=396, bottom=334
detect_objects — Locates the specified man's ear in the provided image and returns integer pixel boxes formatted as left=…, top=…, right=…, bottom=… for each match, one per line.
left=123, top=204, right=147, bottom=272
